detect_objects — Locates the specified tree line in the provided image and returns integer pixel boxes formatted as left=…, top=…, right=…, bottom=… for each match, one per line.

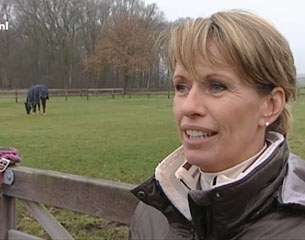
left=0, top=0, right=182, bottom=91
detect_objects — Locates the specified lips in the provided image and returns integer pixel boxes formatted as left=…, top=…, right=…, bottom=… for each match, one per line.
left=185, top=129, right=216, bottom=139
left=182, top=126, right=218, bottom=143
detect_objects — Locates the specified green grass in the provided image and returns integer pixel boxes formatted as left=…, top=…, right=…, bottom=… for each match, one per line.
left=0, top=96, right=180, bottom=239
left=288, top=95, right=305, bottom=157
left=1, top=95, right=305, bottom=239
left=0, top=96, right=180, bottom=183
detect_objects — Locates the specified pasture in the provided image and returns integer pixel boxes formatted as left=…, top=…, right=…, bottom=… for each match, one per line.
left=0, top=95, right=305, bottom=239
left=0, top=96, right=180, bottom=183
left=0, top=96, right=180, bottom=239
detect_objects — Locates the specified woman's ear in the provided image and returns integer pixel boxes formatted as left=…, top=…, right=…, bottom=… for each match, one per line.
left=259, top=87, right=285, bottom=127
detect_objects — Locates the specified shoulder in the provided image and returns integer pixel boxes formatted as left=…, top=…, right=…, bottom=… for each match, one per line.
left=286, top=153, right=305, bottom=187
left=237, top=210, right=305, bottom=239
left=129, top=201, right=169, bottom=240
left=280, top=153, right=305, bottom=208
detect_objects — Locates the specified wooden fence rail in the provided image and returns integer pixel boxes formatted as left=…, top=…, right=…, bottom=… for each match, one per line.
left=0, top=88, right=126, bottom=102
left=0, top=88, right=173, bottom=102
left=0, top=166, right=139, bottom=240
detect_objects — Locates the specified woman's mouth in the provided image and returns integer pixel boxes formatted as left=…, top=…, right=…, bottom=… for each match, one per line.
left=185, top=129, right=217, bottom=139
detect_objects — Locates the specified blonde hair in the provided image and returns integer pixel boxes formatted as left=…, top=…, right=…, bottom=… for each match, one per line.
left=168, top=10, right=296, bottom=136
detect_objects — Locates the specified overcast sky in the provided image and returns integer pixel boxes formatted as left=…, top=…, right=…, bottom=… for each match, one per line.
left=144, top=0, right=305, bottom=75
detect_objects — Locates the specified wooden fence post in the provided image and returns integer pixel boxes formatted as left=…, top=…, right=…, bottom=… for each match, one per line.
left=0, top=194, right=16, bottom=239
left=112, top=89, right=115, bottom=99
left=15, top=90, right=18, bottom=103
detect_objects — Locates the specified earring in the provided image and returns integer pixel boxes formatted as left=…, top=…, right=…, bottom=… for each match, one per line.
left=265, top=122, right=270, bottom=127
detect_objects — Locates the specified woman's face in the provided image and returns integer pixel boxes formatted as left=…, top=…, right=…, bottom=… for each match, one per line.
left=173, top=55, right=268, bottom=172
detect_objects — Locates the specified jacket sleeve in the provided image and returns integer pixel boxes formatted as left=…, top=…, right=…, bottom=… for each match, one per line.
left=129, top=201, right=169, bottom=240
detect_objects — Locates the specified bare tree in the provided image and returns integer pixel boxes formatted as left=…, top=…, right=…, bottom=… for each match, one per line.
left=78, top=0, right=112, bottom=88
left=0, top=0, right=15, bottom=88
left=13, top=0, right=115, bottom=88
left=85, top=0, right=164, bottom=92
left=0, top=0, right=168, bottom=89
left=79, top=0, right=111, bottom=58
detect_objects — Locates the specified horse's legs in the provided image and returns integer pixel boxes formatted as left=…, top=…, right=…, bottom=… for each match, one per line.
left=32, top=104, right=37, bottom=113
left=37, top=102, right=41, bottom=114
left=41, top=99, right=46, bottom=114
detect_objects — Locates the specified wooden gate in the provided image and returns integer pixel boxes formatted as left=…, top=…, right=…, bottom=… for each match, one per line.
left=0, top=166, right=138, bottom=239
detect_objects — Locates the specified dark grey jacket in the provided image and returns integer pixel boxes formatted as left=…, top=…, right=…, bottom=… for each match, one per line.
left=130, top=133, right=305, bottom=239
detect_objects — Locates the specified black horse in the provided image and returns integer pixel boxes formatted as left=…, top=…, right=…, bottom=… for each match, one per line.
left=24, top=84, right=49, bottom=115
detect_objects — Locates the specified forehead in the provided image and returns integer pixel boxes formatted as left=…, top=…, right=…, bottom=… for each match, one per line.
left=173, top=59, right=240, bottom=83
left=173, top=43, right=236, bottom=75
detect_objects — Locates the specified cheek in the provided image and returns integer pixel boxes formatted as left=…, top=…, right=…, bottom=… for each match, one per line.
left=217, top=100, right=262, bottom=131
left=173, top=98, right=181, bottom=121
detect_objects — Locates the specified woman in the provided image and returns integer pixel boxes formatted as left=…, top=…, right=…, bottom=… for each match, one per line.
left=130, top=10, right=305, bottom=239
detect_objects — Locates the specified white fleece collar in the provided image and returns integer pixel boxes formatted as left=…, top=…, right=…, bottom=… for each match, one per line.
left=155, top=146, right=192, bottom=219
left=200, top=143, right=267, bottom=190
left=155, top=132, right=284, bottom=221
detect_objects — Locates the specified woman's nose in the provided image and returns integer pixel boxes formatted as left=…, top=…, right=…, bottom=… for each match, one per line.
left=181, top=86, right=207, bottom=117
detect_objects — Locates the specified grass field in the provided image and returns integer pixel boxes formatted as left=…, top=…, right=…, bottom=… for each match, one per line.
left=0, top=96, right=181, bottom=239
left=0, top=96, right=180, bottom=183
left=1, top=95, right=305, bottom=239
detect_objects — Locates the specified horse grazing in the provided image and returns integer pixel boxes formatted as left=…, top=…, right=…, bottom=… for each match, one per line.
left=24, top=84, right=49, bottom=115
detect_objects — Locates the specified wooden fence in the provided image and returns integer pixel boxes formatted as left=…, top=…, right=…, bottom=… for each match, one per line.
left=297, top=87, right=305, bottom=96
left=0, top=166, right=139, bottom=239
left=0, top=88, right=173, bottom=102
left=0, top=88, right=125, bottom=102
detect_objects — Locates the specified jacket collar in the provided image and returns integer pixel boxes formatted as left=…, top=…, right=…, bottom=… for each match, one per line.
left=155, top=132, right=286, bottom=221
left=281, top=153, right=305, bottom=207
left=132, top=132, right=305, bottom=239
left=188, top=137, right=289, bottom=239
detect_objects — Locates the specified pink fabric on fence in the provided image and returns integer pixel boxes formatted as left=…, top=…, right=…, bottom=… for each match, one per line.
left=0, top=148, right=21, bottom=163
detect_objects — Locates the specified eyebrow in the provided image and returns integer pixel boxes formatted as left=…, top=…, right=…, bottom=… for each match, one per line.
left=172, top=74, right=187, bottom=81
left=202, top=73, right=235, bottom=83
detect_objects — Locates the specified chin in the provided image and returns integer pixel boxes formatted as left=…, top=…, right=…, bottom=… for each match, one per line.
left=184, top=146, right=228, bottom=172
left=184, top=150, right=212, bottom=170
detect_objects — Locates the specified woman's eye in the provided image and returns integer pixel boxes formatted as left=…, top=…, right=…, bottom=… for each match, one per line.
left=209, top=82, right=227, bottom=93
left=175, top=84, right=189, bottom=93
